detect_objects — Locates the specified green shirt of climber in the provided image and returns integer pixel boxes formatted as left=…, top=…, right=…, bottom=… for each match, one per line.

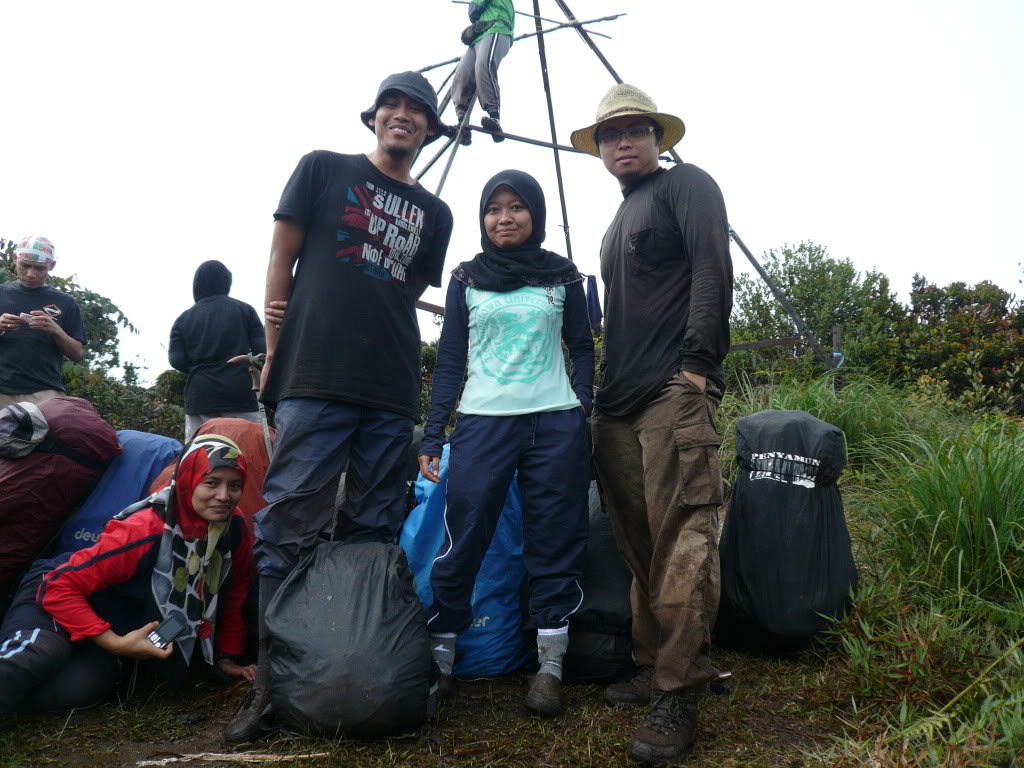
left=468, top=0, right=515, bottom=46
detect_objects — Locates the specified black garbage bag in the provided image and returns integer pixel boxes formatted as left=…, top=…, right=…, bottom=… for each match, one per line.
left=717, top=409, right=857, bottom=653
left=267, top=542, right=432, bottom=738
left=562, top=481, right=634, bottom=682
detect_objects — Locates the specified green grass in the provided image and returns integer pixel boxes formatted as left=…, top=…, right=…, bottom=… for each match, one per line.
left=871, top=420, right=1024, bottom=615
left=721, top=372, right=924, bottom=464
left=715, top=373, right=1024, bottom=765
left=3, top=373, right=1022, bottom=768
left=815, top=406, right=1024, bottom=766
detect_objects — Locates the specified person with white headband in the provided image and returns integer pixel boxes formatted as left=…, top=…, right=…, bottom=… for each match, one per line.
left=0, top=236, right=86, bottom=409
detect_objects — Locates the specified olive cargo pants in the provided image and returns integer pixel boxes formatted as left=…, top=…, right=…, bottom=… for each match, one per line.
left=592, top=372, right=724, bottom=692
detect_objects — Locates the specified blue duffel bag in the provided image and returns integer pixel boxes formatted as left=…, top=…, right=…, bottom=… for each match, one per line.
left=400, top=444, right=532, bottom=676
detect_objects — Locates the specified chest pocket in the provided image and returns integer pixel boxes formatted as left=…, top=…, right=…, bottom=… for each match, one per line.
left=627, top=228, right=658, bottom=276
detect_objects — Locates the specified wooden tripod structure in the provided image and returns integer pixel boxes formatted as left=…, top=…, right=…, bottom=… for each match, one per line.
left=412, top=1, right=835, bottom=368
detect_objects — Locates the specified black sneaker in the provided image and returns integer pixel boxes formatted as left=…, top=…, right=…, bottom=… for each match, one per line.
left=604, top=664, right=654, bottom=707
left=480, top=116, right=504, bottom=142
left=448, top=116, right=472, bottom=146
left=628, top=688, right=700, bottom=765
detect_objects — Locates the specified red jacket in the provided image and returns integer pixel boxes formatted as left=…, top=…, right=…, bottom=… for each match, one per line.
left=38, top=507, right=252, bottom=657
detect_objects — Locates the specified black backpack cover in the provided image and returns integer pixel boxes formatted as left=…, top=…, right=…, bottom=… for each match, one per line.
left=562, top=481, right=634, bottom=682
left=717, top=409, right=857, bottom=653
left=267, top=542, right=432, bottom=737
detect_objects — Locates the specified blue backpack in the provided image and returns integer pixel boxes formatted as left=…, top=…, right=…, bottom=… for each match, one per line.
left=400, top=444, right=531, bottom=675
left=59, top=430, right=182, bottom=552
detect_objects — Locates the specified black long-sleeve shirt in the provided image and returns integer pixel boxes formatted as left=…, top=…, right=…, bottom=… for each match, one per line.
left=596, top=163, right=733, bottom=416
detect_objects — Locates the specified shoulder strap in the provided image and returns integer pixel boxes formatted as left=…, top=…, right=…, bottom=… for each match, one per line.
left=115, top=488, right=171, bottom=521
left=35, top=433, right=108, bottom=472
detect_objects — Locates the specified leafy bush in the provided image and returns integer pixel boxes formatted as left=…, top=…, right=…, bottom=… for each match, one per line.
left=153, top=368, right=186, bottom=408
left=62, top=362, right=184, bottom=439
left=860, top=277, right=1024, bottom=413
left=730, top=241, right=904, bottom=371
left=727, top=243, right=1024, bottom=415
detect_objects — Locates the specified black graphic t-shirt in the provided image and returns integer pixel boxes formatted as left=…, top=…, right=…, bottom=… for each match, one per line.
left=262, top=151, right=453, bottom=419
left=0, top=283, right=87, bottom=394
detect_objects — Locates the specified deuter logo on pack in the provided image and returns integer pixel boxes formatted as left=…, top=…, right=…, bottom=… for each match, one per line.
left=471, top=615, right=491, bottom=628
left=73, top=528, right=100, bottom=545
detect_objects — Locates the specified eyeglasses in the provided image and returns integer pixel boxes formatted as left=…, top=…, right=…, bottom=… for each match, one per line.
left=595, top=125, right=656, bottom=145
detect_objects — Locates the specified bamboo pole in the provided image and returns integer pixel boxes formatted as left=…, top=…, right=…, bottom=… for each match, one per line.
left=533, top=0, right=573, bottom=260
left=415, top=14, right=625, bottom=74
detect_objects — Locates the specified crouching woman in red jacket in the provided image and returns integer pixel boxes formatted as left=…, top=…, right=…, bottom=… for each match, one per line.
left=0, top=434, right=254, bottom=712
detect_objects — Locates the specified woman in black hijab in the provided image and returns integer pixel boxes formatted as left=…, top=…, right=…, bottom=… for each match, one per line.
left=419, top=170, right=593, bottom=717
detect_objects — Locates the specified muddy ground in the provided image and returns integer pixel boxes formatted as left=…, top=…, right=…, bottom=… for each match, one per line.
left=0, top=646, right=846, bottom=768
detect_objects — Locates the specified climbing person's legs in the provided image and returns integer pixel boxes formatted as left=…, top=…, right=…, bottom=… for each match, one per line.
left=475, top=33, right=512, bottom=142
left=451, top=46, right=478, bottom=146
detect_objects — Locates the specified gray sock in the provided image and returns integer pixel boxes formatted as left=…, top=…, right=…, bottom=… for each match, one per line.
left=537, top=630, right=569, bottom=680
left=430, top=633, right=456, bottom=676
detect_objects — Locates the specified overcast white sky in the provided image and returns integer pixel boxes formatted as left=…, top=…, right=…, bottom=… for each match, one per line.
left=3, top=1, right=1021, bottom=383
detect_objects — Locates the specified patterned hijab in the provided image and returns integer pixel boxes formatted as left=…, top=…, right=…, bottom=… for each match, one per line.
left=150, top=434, right=247, bottom=666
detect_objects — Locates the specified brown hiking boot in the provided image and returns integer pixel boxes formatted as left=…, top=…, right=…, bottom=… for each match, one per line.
left=223, top=683, right=275, bottom=744
left=628, top=688, right=700, bottom=765
left=524, top=672, right=563, bottom=717
left=604, top=664, right=654, bottom=707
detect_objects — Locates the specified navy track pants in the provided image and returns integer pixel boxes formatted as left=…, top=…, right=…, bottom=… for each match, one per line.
left=0, top=578, right=122, bottom=712
left=427, top=408, right=591, bottom=634
left=254, top=397, right=414, bottom=579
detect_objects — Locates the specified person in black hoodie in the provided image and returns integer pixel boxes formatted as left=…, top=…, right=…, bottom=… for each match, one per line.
left=169, top=261, right=266, bottom=440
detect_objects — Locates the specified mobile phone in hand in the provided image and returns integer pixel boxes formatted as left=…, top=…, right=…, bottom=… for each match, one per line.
left=148, top=615, right=187, bottom=649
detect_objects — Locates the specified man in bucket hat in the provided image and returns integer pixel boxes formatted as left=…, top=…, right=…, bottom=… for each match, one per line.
left=571, top=84, right=733, bottom=765
left=0, top=236, right=86, bottom=410
left=223, top=71, right=453, bottom=744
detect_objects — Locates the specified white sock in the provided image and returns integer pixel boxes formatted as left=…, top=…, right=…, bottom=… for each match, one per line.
left=430, top=633, right=456, bottom=676
left=537, top=629, right=569, bottom=680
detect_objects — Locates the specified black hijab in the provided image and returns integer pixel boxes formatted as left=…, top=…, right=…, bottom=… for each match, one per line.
left=453, top=170, right=582, bottom=292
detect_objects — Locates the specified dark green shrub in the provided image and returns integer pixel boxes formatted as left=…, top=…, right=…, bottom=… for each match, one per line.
left=62, top=362, right=184, bottom=439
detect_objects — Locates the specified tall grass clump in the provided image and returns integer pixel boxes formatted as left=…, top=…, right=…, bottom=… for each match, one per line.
left=876, top=419, right=1024, bottom=621
left=816, top=417, right=1024, bottom=766
left=720, top=371, right=928, bottom=468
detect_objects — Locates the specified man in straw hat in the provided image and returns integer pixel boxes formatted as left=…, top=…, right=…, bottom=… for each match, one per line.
left=223, top=71, right=454, bottom=744
left=0, top=236, right=86, bottom=410
left=571, top=84, right=733, bottom=765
